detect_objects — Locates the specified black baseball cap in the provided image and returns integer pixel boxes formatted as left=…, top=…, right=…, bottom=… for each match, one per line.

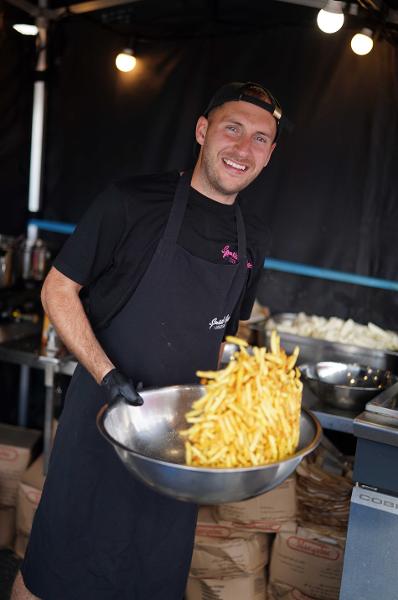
left=203, top=81, right=283, bottom=141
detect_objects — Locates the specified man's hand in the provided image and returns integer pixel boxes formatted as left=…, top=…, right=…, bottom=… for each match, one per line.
left=101, top=368, right=144, bottom=406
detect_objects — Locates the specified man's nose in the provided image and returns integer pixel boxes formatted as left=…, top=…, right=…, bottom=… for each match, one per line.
left=233, top=135, right=251, bottom=156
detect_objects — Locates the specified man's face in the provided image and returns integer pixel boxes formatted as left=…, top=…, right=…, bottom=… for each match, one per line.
left=195, top=100, right=277, bottom=201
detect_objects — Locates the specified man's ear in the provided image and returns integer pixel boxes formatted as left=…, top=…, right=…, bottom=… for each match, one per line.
left=195, top=116, right=209, bottom=146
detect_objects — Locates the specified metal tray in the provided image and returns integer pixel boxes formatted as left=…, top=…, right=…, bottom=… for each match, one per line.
left=365, top=381, right=398, bottom=418
left=249, top=314, right=398, bottom=374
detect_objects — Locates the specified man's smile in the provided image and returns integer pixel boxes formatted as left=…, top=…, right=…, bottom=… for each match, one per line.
left=222, top=157, right=249, bottom=173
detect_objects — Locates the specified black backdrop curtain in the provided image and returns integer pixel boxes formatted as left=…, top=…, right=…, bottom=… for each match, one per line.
left=1, top=0, right=398, bottom=327
left=0, top=27, right=34, bottom=232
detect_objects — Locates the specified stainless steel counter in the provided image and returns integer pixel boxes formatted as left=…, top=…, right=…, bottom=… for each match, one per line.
left=0, top=332, right=77, bottom=473
left=302, top=386, right=357, bottom=433
left=352, top=381, right=398, bottom=447
left=353, top=410, right=398, bottom=447
left=0, top=332, right=77, bottom=375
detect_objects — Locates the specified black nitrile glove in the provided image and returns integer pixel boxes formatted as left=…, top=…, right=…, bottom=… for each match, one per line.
left=101, top=368, right=144, bottom=407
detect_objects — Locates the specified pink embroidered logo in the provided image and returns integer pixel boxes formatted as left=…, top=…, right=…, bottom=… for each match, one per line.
left=221, top=245, right=253, bottom=269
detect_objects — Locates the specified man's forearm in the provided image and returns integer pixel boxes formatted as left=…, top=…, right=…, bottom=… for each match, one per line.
left=41, top=269, right=114, bottom=384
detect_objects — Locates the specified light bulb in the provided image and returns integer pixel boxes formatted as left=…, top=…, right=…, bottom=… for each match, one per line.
left=13, top=23, right=39, bottom=36
left=115, top=49, right=136, bottom=73
left=317, top=1, right=345, bottom=34
left=351, top=28, right=374, bottom=55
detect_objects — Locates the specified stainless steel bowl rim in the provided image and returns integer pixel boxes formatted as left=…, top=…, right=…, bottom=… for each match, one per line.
left=96, top=390, right=322, bottom=474
left=299, top=361, right=394, bottom=392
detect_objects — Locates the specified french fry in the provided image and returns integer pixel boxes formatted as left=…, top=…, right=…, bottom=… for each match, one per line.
left=225, top=336, right=249, bottom=347
left=180, top=332, right=303, bottom=468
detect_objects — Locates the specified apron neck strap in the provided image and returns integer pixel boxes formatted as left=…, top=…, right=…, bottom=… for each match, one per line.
left=163, top=171, right=192, bottom=242
left=164, top=170, right=247, bottom=263
left=235, top=203, right=247, bottom=263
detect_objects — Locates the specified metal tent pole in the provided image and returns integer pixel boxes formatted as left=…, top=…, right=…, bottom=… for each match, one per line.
left=27, top=3, right=48, bottom=240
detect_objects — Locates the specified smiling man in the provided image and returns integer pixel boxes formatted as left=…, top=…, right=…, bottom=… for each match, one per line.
left=193, top=83, right=278, bottom=201
left=12, top=81, right=282, bottom=600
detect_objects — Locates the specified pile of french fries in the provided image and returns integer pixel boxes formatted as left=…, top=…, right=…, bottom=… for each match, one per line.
left=181, top=331, right=302, bottom=468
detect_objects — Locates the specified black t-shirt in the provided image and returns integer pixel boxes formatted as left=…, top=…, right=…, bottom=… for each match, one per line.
left=54, top=171, right=269, bottom=335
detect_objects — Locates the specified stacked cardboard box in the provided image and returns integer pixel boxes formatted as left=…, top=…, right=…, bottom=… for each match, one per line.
left=186, top=568, right=267, bottom=600
left=14, top=454, right=46, bottom=557
left=190, top=526, right=270, bottom=579
left=0, top=424, right=41, bottom=548
left=186, top=478, right=296, bottom=600
left=187, top=509, right=270, bottom=600
left=268, top=523, right=346, bottom=600
left=215, top=477, right=296, bottom=534
left=267, top=440, right=352, bottom=600
left=14, top=421, right=58, bottom=556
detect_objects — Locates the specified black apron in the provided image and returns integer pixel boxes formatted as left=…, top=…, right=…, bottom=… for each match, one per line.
left=22, top=172, right=248, bottom=600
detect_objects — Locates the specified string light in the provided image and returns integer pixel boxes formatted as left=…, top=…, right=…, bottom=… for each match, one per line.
left=317, top=1, right=345, bottom=34
left=115, top=48, right=136, bottom=72
left=13, top=24, right=39, bottom=36
left=351, top=28, right=374, bottom=55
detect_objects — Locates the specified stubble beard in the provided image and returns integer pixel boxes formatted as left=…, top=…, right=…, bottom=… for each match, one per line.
left=201, top=150, right=254, bottom=198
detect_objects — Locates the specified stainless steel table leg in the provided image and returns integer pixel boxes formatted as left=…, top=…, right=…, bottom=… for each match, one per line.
left=43, top=363, right=56, bottom=475
left=18, top=364, right=31, bottom=427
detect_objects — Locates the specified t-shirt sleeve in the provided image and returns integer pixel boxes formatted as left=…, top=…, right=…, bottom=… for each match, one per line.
left=53, top=184, right=127, bottom=286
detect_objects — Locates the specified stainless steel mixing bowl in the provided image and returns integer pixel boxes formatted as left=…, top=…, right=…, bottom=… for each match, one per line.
left=300, top=361, right=396, bottom=411
left=96, top=384, right=321, bottom=504
left=220, top=342, right=241, bottom=367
